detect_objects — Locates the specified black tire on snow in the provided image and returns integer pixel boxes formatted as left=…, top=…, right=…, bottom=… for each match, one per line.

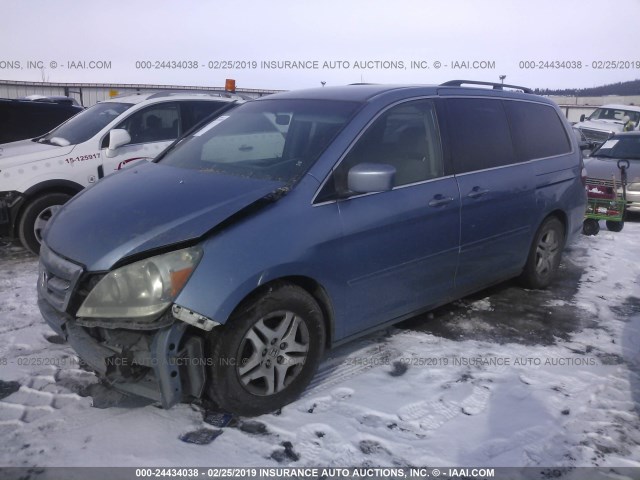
left=520, top=216, right=565, bottom=289
left=582, top=218, right=600, bottom=236
left=18, top=192, right=72, bottom=255
left=606, top=220, right=624, bottom=232
left=207, top=283, right=325, bottom=416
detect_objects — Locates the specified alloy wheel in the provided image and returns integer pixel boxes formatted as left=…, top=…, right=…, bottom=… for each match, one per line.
left=237, top=310, right=310, bottom=396
left=535, top=229, right=559, bottom=276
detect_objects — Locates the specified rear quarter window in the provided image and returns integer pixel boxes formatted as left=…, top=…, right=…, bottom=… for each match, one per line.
left=182, top=101, right=231, bottom=131
left=504, top=101, right=571, bottom=161
left=446, top=98, right=515, bottom=173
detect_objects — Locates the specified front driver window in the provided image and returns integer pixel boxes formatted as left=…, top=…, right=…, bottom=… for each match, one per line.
left=322, top=100, right=444, bottom=200
left=116, top=102, right=180, bottom=145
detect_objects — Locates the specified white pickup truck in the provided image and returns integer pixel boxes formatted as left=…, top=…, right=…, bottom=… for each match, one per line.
left=0, top=91, right=242, bottom=253
left=573, top=103, right=640, bottom=144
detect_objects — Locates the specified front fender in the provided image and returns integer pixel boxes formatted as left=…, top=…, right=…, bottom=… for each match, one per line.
left=174, top=191, right=345, bottom=333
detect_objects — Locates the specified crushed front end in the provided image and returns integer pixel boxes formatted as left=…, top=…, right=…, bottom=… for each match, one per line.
left=37, top=242, right=213, bottom=408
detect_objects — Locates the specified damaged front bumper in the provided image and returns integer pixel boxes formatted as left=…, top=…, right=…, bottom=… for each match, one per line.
left=39, top=300, right=207, bottom=408
left=37, top=243, right=211, bottom=408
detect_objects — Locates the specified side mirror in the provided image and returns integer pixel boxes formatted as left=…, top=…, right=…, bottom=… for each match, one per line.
left=347, top=163, right=395, bottom=194
left=580, top=114, right=586, bottom=122
left=106, top=129, right=131, bottom=158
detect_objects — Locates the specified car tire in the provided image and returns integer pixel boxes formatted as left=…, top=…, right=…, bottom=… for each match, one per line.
left=207, top=283, right=325, bottom=416
left=582, top=218, right=600, bottom=236
left=606, top=220, right=624, bottom=232
left=18, top=193, right=72, bottom=255
left=520, top=216, right=565, bottom=289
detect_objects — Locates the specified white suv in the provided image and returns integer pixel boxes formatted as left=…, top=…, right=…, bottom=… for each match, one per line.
left=0, top=91, right=243, bottom=253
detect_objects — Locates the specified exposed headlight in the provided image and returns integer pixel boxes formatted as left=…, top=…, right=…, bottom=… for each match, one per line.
left=77, top=246, right=203, bottom=321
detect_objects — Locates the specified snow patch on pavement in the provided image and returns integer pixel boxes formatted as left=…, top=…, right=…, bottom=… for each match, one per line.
left=0, top=223, right=639, bottom=468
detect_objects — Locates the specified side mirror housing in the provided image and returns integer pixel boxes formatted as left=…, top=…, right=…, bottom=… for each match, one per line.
left=106, top=129, right=131, bottom=157
left=348, top=163, right=396, bottom=194
left=580, top=114, right=586, bottom=122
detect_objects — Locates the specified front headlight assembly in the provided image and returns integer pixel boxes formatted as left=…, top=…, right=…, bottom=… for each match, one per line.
left=77, top=246, right=203, bottom=322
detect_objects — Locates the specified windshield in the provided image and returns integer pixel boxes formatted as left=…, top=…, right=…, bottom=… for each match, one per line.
left=157, top=99, right=361, bottom=183
left=39, top=102, right=132, bottom=146
left=592, top=136, right=640, bottom=160
left=587, top=107, right=640, bottom=125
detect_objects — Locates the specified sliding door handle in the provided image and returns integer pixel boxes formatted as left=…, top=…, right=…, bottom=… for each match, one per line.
left=428, top=195, right=454, bottom=207
left=467, top=187, right=490, bottom=199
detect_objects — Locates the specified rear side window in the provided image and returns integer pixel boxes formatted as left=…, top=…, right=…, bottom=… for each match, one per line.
left=504, top=101, right=571, bottom=160
left=447, top=98, right=515, bottom=173
left=181, top=101, right=230, bottom=132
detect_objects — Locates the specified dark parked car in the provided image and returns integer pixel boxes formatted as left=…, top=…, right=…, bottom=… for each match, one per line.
left=0, top=96, right=84, bottom=144
left=38, top=81, right=587, bottom=415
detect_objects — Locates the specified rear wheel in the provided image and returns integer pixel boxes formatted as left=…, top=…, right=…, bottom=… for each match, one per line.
left=207, top=283, right=325, bottom=416
left=18, top=193, right=71, bottom=255
left=520, top=217, right=565, bottom=289
left=582, top=218, right=600, bottom=236
left=606, top=220, right=624, bottom=232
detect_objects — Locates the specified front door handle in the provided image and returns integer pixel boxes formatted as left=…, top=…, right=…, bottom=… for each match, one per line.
left=428, top=195, right=454, bottom=207
left=467, top=187, right=490, bottom=199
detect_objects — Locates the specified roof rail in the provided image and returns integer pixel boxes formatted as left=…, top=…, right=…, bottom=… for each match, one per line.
left=146, top=90, right=251, bottom=101
left=440, top=80, right=533, bottom=94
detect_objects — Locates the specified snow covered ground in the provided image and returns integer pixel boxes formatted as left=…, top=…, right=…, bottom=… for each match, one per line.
left=0, top=222, right=639, bottom=471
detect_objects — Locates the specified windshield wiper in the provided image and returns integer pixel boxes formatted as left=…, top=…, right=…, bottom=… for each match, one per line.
left=37, top=137, right=68, bottom=146
left=48, top=137, right=70, bottom=146
left=263, top=186, right=290, bottom=201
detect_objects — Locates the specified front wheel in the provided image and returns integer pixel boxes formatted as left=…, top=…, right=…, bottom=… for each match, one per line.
left=207, top=283, right=325, bottom=416
left=520, top=217, right=565, bottom=289
left=18, top=193, right=72, bottom=255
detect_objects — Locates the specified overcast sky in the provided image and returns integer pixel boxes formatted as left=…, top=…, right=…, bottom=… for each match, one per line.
left=2, top=0, right=639, bottom=91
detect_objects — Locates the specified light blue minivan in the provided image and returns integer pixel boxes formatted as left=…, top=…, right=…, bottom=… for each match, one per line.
left=37, top=81, right=587, bottom=415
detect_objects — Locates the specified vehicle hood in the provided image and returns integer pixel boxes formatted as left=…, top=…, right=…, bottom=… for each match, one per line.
left=576, top=120, right=623, bottom=133
left=584, top=156, right=640, bottom=183
left=0, top=138, right=75, bottom=168
left=44, top=161, right=285, bottom=271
